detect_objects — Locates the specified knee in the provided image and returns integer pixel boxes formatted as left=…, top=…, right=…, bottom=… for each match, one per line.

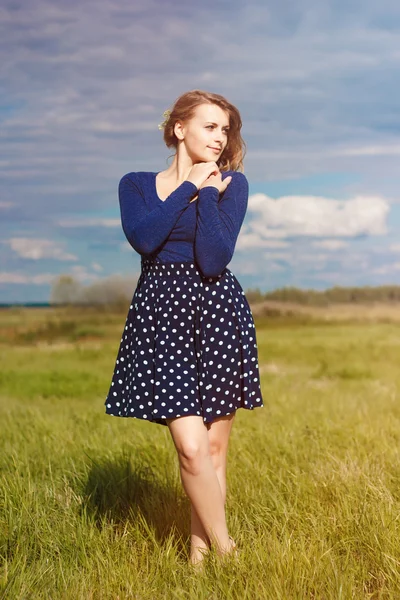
left=177, top=442, right=210, bottom=476
left=209, top=440, right=225, bottom=469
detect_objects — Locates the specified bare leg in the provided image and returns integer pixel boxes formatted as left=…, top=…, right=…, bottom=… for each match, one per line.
left=166, top=415, right=233, bottom=559
left=189, top=413, right=236, bottom=564
left=189, top=504, right=210, bottom=566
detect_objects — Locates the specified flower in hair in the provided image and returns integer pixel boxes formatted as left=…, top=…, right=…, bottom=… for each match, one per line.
left=158, top=109, right=171, bottom=130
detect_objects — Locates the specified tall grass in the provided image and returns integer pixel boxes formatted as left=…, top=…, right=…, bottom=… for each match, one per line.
left=1, top=307, right=400, bottom=598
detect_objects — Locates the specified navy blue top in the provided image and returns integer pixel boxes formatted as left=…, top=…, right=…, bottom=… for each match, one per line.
left=118, top=170, right=249, bottom=278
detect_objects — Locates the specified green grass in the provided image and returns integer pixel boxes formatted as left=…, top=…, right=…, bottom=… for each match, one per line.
left=1, top=307, right=400, bottom=599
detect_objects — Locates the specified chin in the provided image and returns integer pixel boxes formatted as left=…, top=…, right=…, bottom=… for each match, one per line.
left=206, top=152, right=221, bottom=161
left=193, top=151, right=221, bottom=164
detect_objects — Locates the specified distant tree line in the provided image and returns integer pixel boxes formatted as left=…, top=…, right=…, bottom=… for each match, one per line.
left=50, top=274, right=400, bottom=307
left=50, top=274, right=138, bottom=307
left=245, top=285, right=400, bottom=306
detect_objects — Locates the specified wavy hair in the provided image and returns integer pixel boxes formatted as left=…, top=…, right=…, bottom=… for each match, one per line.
left=161, top=89, right=246, bottom=172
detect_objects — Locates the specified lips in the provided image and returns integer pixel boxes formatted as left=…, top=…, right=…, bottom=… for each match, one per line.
left=208, top=147, right=221, bottom=152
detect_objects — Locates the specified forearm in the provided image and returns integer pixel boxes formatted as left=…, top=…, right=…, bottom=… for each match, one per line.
left=194, top=186, right=235, bottom=277
left=120, top=179, right=198, bottom=255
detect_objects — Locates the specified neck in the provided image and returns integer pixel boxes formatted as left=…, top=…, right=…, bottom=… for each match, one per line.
left=163, top=155, right=197, bottom=184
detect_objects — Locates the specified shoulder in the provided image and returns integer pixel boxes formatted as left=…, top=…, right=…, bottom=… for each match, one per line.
left=119, top=171, right=153, bottom=186
left=118, top=172, right=155, bottom=199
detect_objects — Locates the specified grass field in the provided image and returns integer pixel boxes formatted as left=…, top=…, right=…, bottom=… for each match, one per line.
left=1, top=304, right=400, bottom=599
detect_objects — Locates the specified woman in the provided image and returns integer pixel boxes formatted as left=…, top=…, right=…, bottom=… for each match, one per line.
left=105, top=89, right=264, bottom=568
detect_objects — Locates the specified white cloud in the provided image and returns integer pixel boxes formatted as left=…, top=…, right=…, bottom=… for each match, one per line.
left=69, top=265, right=101, bottom=283
left=267, top=263, right=286, bottom=272
left=247, top=193, right=389, bottom=238
left=312, top=240, right=349, bottom=250
left=236, top=232, right=280, bottom=249
left=5, top=238, right=78, bottom=261
left=261, top=240, right=290, bottom=248
left=371, top=263, right=400, bottom=275
left=0, top=272, right=56, bottom=284
left=91, top=262, right=104, bottom=272
left=0, top=264, right=103, bottom=286
left=337, top=145, right=400, bottom=157
left=229, top=260, right=263, bottom=276
left=58, top=218, right=120, bottom=228
left=263, top=251, right=330, bottom=266
left=263, top=251, right=292, bottom=261
left=236, top=232, right=290, bottom=250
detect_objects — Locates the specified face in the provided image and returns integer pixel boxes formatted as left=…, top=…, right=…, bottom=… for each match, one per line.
left=175, top=103, right=230, bottom=163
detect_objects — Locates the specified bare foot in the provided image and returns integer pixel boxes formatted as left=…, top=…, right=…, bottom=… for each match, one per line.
left=220, top=536, right=239, bottom=559
left=214, top=535, right=239, bottom=559
left=189, top=546, right=209, bottom=571
left=228, top=535, right=238, bottom=555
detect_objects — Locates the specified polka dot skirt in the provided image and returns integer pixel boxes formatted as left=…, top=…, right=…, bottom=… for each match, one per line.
left=104, top=258, right=264, bottom=426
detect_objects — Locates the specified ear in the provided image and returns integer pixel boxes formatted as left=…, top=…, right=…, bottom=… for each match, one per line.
left=174, top=120, right=185, bottom=140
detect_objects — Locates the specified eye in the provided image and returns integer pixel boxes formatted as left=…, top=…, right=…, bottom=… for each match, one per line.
left=206, top=125, right=229, bottom=134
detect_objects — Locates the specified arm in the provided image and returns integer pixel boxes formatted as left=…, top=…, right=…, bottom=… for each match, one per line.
left=119, top=173, right=198, bottom=255
left=194, top=171, right=249, bottom=277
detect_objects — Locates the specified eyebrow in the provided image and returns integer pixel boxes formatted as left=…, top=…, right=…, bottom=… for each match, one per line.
left=205, top=121, right=230, bottom=128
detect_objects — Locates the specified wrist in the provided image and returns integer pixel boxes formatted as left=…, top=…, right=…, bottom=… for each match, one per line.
left=184, top=178, right=200, bottom=191
left=199, top=184, right=220, bottom=194
left=182, top=180, right=199, bottom=195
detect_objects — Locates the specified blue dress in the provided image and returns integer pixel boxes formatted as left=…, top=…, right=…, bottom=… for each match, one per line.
left=105, top=170, right=264, bottom=426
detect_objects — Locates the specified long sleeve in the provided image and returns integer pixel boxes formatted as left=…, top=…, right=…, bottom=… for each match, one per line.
left=119, top=173, right=198, bottom=255
left=194, top=171, right=249, bottom=277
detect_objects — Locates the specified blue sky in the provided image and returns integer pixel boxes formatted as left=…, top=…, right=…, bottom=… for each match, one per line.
left=1, top=0, right=400, bottom=302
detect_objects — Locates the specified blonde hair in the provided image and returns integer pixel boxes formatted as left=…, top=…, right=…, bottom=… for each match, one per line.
left=161, top=89, right=246, bottom=172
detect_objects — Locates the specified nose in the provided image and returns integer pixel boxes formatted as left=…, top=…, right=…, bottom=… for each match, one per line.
left=213, top=129, right=224, bottom=146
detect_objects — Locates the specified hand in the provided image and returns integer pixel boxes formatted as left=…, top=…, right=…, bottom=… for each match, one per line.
left=185, top=162, right=220, bottom=190
left=199, top=171, right=232, bottom=194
